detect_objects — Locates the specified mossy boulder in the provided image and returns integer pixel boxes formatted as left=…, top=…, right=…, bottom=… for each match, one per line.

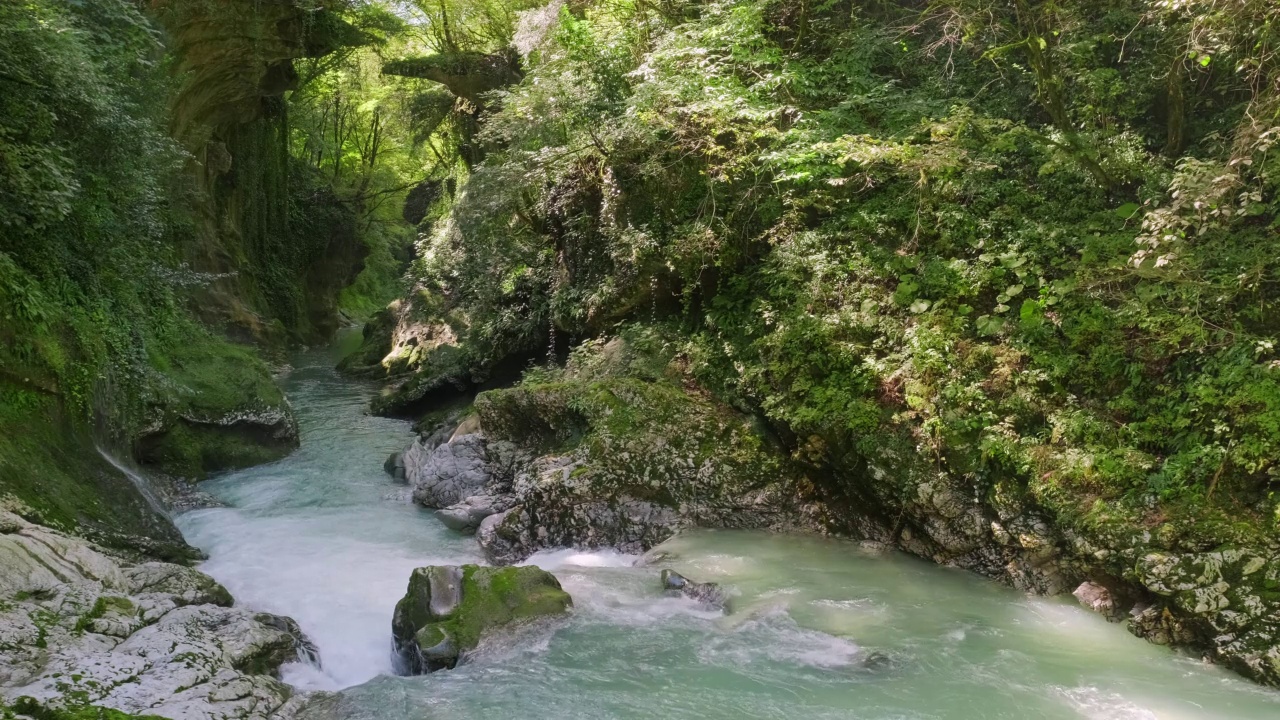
left=336, top=306, right=398, bottom=377
left=0, top=402, right=196, bottom=562
left=391, top=565, right=572, bottom=674
left=134, top=334, right=299, bottom=481
left=472, top=371, right=820, bottom=563
left=370, top=343, right=472, bottom=417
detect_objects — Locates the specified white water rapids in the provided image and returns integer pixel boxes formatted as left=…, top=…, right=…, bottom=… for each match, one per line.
left=174, top=340, right=1280, bottom=719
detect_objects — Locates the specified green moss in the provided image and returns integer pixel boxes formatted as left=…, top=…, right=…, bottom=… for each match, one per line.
left=448, top=566, right=572, bottom=648
left=135, top=327, right=297, bottom=480
left=73, top=596, right=137, bottom=635
left=72, top=598, right=108, bottom=635
left=370, top=343, right=472, bottom=417
left=395, top=565, right=571, bottom=659
left=0, top=394, right=195, bottom=562
left=4, top=697, right=168, bottom=720
left=474, top=384, right=585, bottom=452
left=476, top=352, right=794, bottom=508
left=414, top=623, right=448, bottom=648
left=338, top=225, right=412, bottom=322
left=154, top=333, right=285, bottom=419
left=336, top=306, right=397, bottom=376
left=136, top=422, right=293, bottom=481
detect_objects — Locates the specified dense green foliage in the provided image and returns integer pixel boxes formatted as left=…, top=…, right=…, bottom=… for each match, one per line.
left=0, top=0, right=183, bottom=415
left=0, top=0, right=427, bottom=548
left=0, top=0, right=230, bottom=549
left=385, top=0, right=1280, bottom=546
left=2, top=0, right=1277, bottom=593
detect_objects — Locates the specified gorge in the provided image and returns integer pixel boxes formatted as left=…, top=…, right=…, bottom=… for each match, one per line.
left=4, top=1, right=1280, bottom=718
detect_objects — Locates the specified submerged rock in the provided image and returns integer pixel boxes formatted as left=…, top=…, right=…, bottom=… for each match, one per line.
left=857, top=650, right=897, bottom=673
left=660, top=569, right=728, bottom=610
left=0, top=511, right=314, bottom=719
left=391, top=564, right=572, bottom=674
left=383, top=451, right=407, bottom=482
left=636, top=548, right=676, bottom=567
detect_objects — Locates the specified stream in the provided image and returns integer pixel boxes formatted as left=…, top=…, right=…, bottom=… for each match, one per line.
left=175, top=341, right=1280, bottom=719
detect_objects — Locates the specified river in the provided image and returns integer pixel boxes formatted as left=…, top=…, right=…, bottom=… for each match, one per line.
left=175, top=342, right=1280, bottom=719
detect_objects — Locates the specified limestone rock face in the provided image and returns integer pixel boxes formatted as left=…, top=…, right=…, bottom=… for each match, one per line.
left=407, top=434, right=495, bottom=508
left=389, top=356, right=821, bottom=565
left=404, top=431, right=527, bottom=536
left=391, top=565, right=572, bottom=675
left=0, top=512, right=314, bottom=719
left=392, top=333, right=1280, bottom=689
left=1129, top=550, right=1280, bottom=685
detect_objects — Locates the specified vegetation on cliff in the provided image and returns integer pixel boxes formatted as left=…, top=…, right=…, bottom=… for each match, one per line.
left=373, top=0, right=1280, bottom=551
left=3, top=0, right=1280, bottom=693
left=0, top=0, right=428, bottom=552
left=354, top=0, right=1280, bottom=682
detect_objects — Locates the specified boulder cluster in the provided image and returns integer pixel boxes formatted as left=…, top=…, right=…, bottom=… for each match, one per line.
left=386, top=379, right=820, bottom=567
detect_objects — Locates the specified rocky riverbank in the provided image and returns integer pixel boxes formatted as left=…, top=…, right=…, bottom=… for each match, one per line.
left=0, top=511, right=314, bottom=720
left=393, top=342, right=824, bottom=566
left=379, top=331, right=1280, bottom=688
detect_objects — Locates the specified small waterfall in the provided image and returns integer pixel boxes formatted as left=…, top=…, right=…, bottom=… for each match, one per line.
left=650, top=275, right=659, bottom=322
left=96, top=447, right=171, bottom=520
left=547, top=315, right=558, bottom=366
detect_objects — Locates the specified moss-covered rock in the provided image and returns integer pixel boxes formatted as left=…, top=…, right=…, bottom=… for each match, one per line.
left=470, top=362, right=821, bottom=563
left=340, top=293, right=485, bottom=416
left=336, top=306, right=398, bottom=377
left=134, top=333, right=298, bottom=481
left=391, top=565, right=571, bottom=674
left=0, top=397, right=196, bottom=563
left=369, top=344, right=473, bottom=417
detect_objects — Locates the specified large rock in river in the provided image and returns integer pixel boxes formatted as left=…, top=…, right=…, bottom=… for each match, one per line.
left=391, top=565, right=572, bottom=674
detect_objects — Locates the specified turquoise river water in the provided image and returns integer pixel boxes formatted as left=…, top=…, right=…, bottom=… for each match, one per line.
left=175, top=342, right=1280, bottom=720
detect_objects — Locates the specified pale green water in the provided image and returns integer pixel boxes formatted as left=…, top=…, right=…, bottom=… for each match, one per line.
left=177, top=343, right=1280, bottom=720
